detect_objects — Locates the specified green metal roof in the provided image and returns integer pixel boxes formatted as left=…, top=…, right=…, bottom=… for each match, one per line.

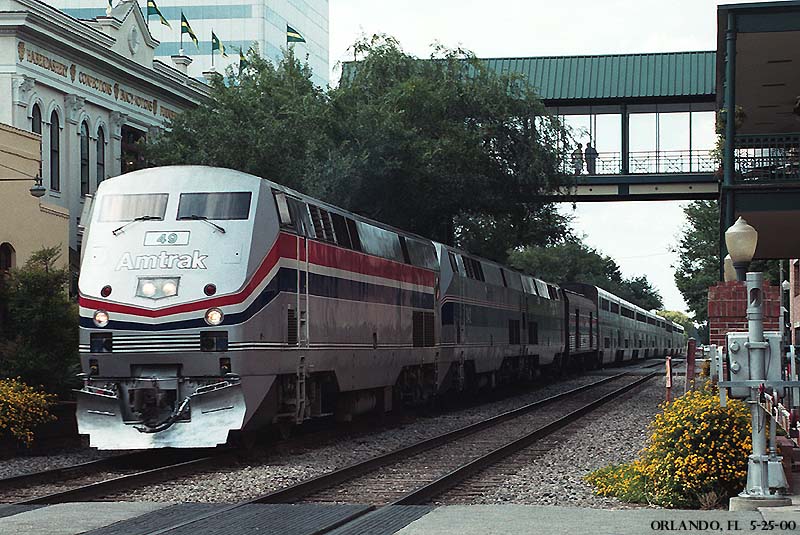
left=482, top=51, right=717, bottom=104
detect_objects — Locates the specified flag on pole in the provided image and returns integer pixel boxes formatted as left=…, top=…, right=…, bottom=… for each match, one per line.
left=286, top=25, right=305, bottom=43
left=239, top=47, right=249, bottom=73
left=147, top=0, right=170, bottom=28
left=212, top=31, right=228, bottom=57
left=181, top=12, right=199, bottom=49
left=106, top=0, right=113, bottom=16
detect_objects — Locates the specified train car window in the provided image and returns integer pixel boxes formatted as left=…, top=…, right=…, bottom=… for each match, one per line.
left=448, top=251, right=458, bottom=273
left=535, top=279, right=549, bottom=298
left=330, top=213, right=352, bottom=248
left=308, top=205, right=325, bottom=239
left=320, top=208, right=335, bottom=242
left=505, top=271, right=523, bottom=291
left=178, top=192, right=251, bottom=220
left=647, top=317, right=656, bottom=325
left=406, top=238, right=438, bottom=270
left=635, top=312, right=646, bottom=323
left=610, top=302, right=620, bottom=314
left=345, top=218, right=361, bottom=251
left=273, top=191, right=293, bottom=226
left=522, top=277, right=537, bottom=295
left=548, top=285, right=559, bottom=300
left=356, top=221, right=405, bottom=263
left=98, top=193, right=168, bottom=222
left=600, top=298, right=610, bottom=311
left=482, top=264, right=503, bottom=286
left=399, top=236, right=412, bottom=264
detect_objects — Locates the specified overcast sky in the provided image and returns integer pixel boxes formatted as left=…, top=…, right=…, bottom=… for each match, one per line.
left=327, top=0, right=764, bottom=313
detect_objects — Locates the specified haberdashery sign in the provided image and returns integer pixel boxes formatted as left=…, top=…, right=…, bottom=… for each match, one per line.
left=17, top=41, right=179, bottom=121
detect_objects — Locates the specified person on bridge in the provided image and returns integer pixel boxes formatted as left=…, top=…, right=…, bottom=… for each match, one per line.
left=585, top=142, right=598, bottom=175
left=571, top=143, right=584, bottom=175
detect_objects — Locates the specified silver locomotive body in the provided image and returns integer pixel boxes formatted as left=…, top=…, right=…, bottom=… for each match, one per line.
left=77, top=166, right=679, bottom=450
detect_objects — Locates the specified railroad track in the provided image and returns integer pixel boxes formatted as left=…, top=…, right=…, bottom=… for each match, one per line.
left=256, top=368, right=658, bottom=506
left=1, top=449, right=223, bottom=504
left=125, top=362, right=661, bottom=535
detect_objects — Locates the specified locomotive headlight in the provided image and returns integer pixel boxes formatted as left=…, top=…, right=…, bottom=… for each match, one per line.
left=161, top=281, right=178, bottom=296
left=140, top=281, right=157, bottom=297
left=93, top=310, right=110, bottom=328
left=205, top=307, right=224, bottom=326
left=137, top=277, right=180, bottom=299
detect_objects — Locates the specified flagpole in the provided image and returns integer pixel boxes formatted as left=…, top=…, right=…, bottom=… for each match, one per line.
left=211, top=29, right=214, bottom=69
left=179, top=14, right=183, bottom=55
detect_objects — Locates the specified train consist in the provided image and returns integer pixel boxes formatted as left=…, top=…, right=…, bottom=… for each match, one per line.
left=76, top=166, right=685, bottom=449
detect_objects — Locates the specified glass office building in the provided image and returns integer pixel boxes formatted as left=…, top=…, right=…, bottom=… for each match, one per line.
left=45, top=0, right=329, bottom=86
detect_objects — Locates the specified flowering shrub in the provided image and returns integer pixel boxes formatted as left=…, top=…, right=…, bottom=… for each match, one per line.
left=0, top=378, right=55, bottom=446
left=586, top=382, right=751, bottom=508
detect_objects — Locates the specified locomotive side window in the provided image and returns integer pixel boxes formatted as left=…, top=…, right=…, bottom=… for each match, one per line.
left=98, top=193, right=168, bottom=222
left=448, top=251, right=458, bottom=273
left=330, top=213, right=352, bottom=248
left=610, top=302, right=619, bottom=314
left=399, top=236, right=412, bottom=264
left=535, top=279, right=549, bottom=298
left=273, top=192, right=293, bottom=226
left=522, top=276, right=537, bottom=295
left=178, top=192, right=251, bottom=220
left=406, top=238, right=438, bottom=270
left=346, top=218, right=361, bottom=251
left=356, top=222, right=404, bottom=262
left=600, top=298, right=610, bottom=311
left=308, top=205, right=325, bottom=238
left=547, top=285, right=559, bottom=300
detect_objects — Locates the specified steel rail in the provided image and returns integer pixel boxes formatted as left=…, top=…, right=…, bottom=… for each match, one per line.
left=11, top=452, right=226, bottom=505
left=253, top=366, right=659, bottom=504
left=391, top=371, right=657, bottom=505
left=0, top=452, right=145, bottom=491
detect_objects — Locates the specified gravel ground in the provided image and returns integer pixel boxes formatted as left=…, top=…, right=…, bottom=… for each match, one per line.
left=0, top=449, right=117, bottom=480
left=1, top=361, right=680, bottom=509
left=480, top=369, right=687, bottom=509
left=107, top=373, right=616, bottom=503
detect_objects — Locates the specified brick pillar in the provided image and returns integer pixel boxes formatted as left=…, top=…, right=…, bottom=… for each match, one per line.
left=708, top=280, right=781, bottom=348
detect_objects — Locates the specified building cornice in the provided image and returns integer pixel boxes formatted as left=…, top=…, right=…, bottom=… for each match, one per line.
left=0, top=3, right=208, bottom=106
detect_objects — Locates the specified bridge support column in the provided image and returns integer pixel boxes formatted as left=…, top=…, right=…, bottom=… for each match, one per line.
left=721, top=12, right=737, bottom=278
left=621, top=104, right=630, bottom=175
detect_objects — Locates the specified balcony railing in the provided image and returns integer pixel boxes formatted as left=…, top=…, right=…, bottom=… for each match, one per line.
left=562, top=150, right=717, bottom=176
left=734, top=135, right=800, bottom=184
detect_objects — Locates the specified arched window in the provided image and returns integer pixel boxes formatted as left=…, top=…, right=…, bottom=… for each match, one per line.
left=0, top=243, right=15, bottom=272
left=31, top=105, right=42, bottom=177
left=49, top=111, right=60, bottom=191
left=96, top=127, right=105, bottom=186
left=31, top=104, right=42, bottom=135
left=80, top=120, right=89, bottom=196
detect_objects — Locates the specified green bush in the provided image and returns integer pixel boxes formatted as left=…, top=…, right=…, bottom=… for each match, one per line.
left=0, top=247, right=79, bottom=397
left=586, top=382, right=751, bottom=508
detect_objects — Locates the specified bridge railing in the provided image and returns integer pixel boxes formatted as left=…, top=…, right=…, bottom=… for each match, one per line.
left=734, top=135, right=800, bottom=184
left=562, top=150, right=717, bottom=176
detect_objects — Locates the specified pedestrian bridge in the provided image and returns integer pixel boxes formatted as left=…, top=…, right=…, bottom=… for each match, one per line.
left=482, top=51, right=720, bottom=201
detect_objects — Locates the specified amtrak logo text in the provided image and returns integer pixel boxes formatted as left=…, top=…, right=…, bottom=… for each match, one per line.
left=116, top=251, right=208, bottom=270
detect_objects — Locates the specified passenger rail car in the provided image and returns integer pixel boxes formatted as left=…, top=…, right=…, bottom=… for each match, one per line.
left=76, top=166, right=684, bottom=449
left=560, top=283, right=686, bottom=366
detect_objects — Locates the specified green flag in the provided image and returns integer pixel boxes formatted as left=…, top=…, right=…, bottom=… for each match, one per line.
left=286, top=25, right=305, bottom=43
left=239, top=47, right=249, bottom=73
left=180, top=12, right=199, bottom=49
left=212, top=31, right=227, bottom=57
left=147, top=0, right=170, bottom=28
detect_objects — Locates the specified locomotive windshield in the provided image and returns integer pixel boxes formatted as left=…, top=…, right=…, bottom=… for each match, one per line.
left=177, top=192, right=252, bottom=220
left=98, top=194, right=168, bottom=222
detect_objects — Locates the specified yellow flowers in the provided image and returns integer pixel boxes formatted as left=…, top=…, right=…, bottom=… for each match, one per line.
left=0, top=378, right=56, bottom=446
left=586, top=381, right=751, bottom=508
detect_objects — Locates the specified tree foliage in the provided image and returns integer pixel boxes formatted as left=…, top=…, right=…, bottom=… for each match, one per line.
left=656, top=310, right=697, bottom=339
left=508, top=238, right=663, bottom=310
left=674, top=200, right=781, bottom=327
left=147, top=37, right=572, bottom=262
left=0, top=247, right=79, bottom=397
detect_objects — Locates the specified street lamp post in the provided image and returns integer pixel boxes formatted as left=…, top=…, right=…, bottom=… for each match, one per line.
left=0, top=175, right=45, bottom=198
left=724, top=217, right=791, bottom=507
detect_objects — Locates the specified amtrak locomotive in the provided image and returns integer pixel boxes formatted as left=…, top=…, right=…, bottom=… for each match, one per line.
left=76, top=166, right=685, bottom=449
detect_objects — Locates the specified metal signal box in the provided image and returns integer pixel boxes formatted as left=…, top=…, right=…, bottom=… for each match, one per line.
left=726, top=332, right=784, bottom=399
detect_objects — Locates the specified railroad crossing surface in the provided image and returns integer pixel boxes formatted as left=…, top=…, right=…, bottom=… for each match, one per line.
left=1, top=501, right=800, bottom=535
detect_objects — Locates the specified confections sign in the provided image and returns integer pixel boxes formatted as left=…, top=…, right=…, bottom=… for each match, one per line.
left=17, top=41, right=180, bottom=121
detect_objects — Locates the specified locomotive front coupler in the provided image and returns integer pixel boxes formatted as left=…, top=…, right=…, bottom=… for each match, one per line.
left=134, top=374, right=241, bottom=434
